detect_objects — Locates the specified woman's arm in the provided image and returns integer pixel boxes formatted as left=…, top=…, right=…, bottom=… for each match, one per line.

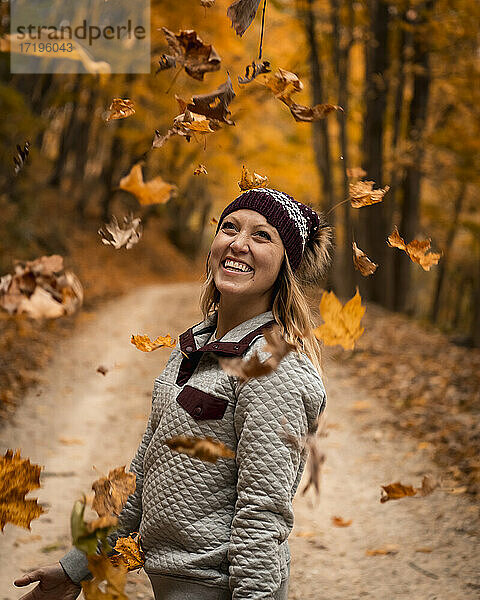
left=59, top=379, right=161, bottom=583
left=228, top=353, right=326, bottom=600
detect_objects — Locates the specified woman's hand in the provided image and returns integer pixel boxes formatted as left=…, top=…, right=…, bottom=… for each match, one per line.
left=14, top=563, right=82, bottom=600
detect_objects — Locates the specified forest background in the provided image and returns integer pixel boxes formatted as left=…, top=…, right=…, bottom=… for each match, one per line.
left=0, top=0, right=479, bottom=489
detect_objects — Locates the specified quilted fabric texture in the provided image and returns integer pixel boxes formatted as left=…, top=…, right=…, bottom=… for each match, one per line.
left=60, top=310, right=326, bottom=599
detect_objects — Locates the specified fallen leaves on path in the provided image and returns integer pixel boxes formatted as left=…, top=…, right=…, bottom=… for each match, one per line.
left=366, top=544, right=399, bottom=556
left=131, top=333, right=176, bottom=352
left=387, top=226, right=441, bottom=271
left=0, top=449, right=44, bottom=531
left=381, top=475, right=439, bottom=502
left=110, top=533, right=145, bottom=571
left=165, top=435, right=235, bottom=463
left=313, top=288, right=365, bottom=350
left=331, top=516, right=352, bottom=527
left=92, top=466, right=136, bottom=517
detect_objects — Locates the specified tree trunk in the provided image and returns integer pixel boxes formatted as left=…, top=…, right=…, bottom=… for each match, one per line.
left=393, top=1, right=434, bottom=312
left=360, top=0, right=390, bottom=304
left=430, top=182, right=467, bottom=323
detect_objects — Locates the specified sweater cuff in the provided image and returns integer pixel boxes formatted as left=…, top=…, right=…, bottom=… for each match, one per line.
left=59, top=547, right=92, bottom=584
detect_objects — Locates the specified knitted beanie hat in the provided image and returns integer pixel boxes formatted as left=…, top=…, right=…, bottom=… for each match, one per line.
left=214, top=188, right=321, bottom=272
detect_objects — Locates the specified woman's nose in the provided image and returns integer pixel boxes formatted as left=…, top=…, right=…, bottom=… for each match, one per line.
left=229, top=232, right=249, bottom=252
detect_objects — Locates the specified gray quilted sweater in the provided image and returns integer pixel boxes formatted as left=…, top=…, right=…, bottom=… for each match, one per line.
left=60, top=310, right=326, bottom=599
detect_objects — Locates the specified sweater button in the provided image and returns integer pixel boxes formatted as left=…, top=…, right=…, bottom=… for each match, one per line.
left=213, top=344, right=219, bottom=349
left=234, top=345, right=239, bottom=350
left=186, top=345, right=193, bottom=352
left=193, top=406, right=202, bottom=416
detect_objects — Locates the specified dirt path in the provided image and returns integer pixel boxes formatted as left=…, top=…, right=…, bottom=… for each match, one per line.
left=0, top=283, right=478, bottom=599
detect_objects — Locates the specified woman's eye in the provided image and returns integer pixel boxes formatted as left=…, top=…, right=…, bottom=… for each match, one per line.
left=256, top=231, right=271, bottom=240
left=221, top=221, right=236, bottom=230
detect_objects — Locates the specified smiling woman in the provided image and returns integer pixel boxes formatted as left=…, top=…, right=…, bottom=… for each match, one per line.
left=15, top=188, right=333, bottom=600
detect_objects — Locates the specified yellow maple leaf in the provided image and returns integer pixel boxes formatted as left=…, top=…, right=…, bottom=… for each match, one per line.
left=119, top=164, right=176, bottom=206
left=91, top=466, right=136, bottom=517
left=130, top=333, right=176, bottom=352
left=313, top=289, right=365, bottom=350
left=0, top=449, right=44, bottom=531
left=110, top=533, right=145, bottom=571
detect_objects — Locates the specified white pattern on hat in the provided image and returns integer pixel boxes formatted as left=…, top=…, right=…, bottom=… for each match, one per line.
left=250, top=188, right=309, bottom=249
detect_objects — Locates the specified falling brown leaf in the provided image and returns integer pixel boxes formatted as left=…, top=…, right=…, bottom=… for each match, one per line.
left=186, top=74, right=236, bottom=125
left=13, top=141, right=30, bottom=175
left=301, top=435, right=326, bottom=497
left=238, top=165, right=268, bottom=191
left=347, top=167, right=367, bottom=179
left=0, top=449, right=44, bottom=531
left=366, top=545, right=399, bottom=556
left=153, top=106, right=221, bottom=149
left=227, top=0, right=263, bottom=36
left=332, top=516, right=352, bottom=527
left=98, top=213, right=143, bottom=250
left=218, top=324, right=295, bottom=383
left=349, top=180, right=390, bottom=207
left=118, top=164, right=176, bottom=205
left=110, top=533, right=145, bottom=571
left=0, top=255, right=83, bottom=318
left=238, top=59, right=271, bottom=84
left=209, top=217, right=218, bottom=226
left=194, top=164, right=208, bottom=175
left=201, top=0, right=215, bottom=6
left=97, top=365, right=108, bottom=376
left=387, top=226, right=441, bottom=271
left=353, top=242, right=378, bottom=276
left=416, top=475, right=439, bottom=497
left=288, top=102, right=343, bottom=122
left=104, top=98, right=135, bottom=122
left=157, top=28, right=221, bottom=81
left=91, top=466, right=136, bottom=517
left=313, top=288, right=366, bottom=350
left=82, top=554, right=128, bottom=600
left=85, top=514, right=118, bottom=534
left=130, top=333, right=176, bottom=352
left=165, top=435, right=235, bottom=463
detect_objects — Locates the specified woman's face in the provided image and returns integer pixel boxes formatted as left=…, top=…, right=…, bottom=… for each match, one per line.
left=210, top=209, right=285, bottom=306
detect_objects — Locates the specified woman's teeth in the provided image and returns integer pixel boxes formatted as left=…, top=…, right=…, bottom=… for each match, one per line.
left=223, top=260, right=252, bottom=272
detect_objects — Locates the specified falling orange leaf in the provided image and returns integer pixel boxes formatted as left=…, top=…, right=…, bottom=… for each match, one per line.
left=165, top=435, right=235, bottom=463
left=349, top=180, right=390, bottom=207
left=347, top=167, right=367, bottom=179
left=0, top=449, right=44, bottom=531
left=110, top=533, right=145, bottom=571
left=209, top=216, right=218, bottom=226
left=238, top=165, right=268, bottom=190
left=387, top=226, right=441, bottom=271
left=194, top=164, right=208, bottom=175
left=82, top=554, right=128, bottom=600
left=131, top=333, right=176, bottom=352
left=313, top=288, right=366, bottom=350
left=119, top=164, right=176, bottom=206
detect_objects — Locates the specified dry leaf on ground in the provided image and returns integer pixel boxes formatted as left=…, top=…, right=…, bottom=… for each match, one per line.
left=366, top=544, right=399, bottom=556
left=131, top=333, right=176, bottom=352
left=119, top=164, right=176, bottom=206
left=0, top=449, right=44, bottom=531
left=349, top=180, right=390, bottom=207
left=98, top=214, right=143, bottom=250
left=104, top=98, right=135, bottom=122
left=91, top=466, right=136, bottom=517
left=157, top=28, right=221, bottom=81
left=227, top=0, right=263, bottom=36
left=165, top=435, right=235, bottom=463
left=313, top=288, right=366, bottom=350
left=238, top=165, right=268, bottom=190
left=82, top=554, right=128, bottom=600
left=353, top=242, right=378, bottom=276
left=387, top=226, right=441, bottom=271
left=380, top=475, right=439, bottom=503
left=331, top=516, right=352, bottom=527
left=110, top=533, right=145, bottom=571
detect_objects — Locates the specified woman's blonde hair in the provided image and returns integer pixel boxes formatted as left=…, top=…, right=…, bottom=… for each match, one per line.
left=199, top=208, right=333, bottom=374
